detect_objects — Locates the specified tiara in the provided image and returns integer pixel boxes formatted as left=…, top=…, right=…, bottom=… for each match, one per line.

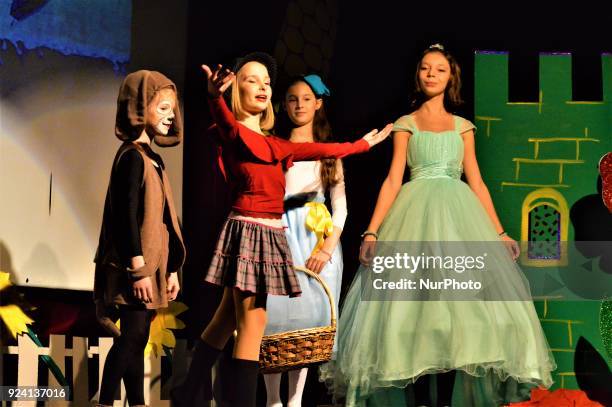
left=428, top=43, right=445, bottom=51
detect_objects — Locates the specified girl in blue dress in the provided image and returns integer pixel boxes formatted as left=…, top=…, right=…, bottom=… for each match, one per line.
left=264, top=75, right=346, bottom=407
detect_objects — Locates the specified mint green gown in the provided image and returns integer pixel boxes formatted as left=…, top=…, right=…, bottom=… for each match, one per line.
left=320, top=115, right=556, bottom=406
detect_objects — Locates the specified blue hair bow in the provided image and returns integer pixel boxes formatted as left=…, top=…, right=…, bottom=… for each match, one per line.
left=302, top=74, right=331, bottom=97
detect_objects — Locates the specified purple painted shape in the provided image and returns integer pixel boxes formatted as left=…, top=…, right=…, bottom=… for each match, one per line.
left=539, top=51, right=572, bottom=56
left=475, top=50, right=509, bottom=55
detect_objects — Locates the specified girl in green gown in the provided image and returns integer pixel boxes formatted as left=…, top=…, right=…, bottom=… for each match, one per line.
left=321, top=44, right=556, bottom=406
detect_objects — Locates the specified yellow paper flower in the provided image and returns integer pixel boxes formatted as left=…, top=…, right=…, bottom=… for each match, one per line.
left=0, top=271, right=12, bottom=291
left=0, top=271, right=66, bottom=385
left=115, top=302, right=187, bottom=357
left=0, top=271, right=35, bottom=338
left=146, top=301, right=187, bottom=357
left=0, top=304, right=35, bottom=339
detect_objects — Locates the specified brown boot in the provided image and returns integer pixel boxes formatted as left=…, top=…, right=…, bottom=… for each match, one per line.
left=171, top=339, right=221, bottom=406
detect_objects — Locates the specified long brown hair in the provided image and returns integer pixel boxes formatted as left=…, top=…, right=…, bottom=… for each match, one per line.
left=280, top=77, right=340, bottom=191
left=411, top=47, right=464, bottom=112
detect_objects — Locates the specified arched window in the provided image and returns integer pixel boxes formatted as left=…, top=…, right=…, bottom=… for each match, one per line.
left=521, top=188, right=569, bottom=267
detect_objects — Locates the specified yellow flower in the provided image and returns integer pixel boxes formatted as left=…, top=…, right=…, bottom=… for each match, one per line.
left=0, top=304, right=34, bottom=339
left=0, top=271, right=12, bottom=291
left=117, top=301, right=188, bottom=357
left=0, top=271, right=35, bottom=338
left=146, top=301, right=187, bottom=357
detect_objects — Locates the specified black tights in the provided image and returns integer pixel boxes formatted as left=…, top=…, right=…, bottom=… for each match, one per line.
left=99, top=306, right=154, bottom=405
left=413, top=371, right=456, bottom=406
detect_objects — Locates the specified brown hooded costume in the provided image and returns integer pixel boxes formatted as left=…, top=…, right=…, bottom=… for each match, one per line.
left=93, top=70, right=186, bottom=314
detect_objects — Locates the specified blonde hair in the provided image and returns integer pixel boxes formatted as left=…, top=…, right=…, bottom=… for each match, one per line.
left=230, top=70, right=275, bottom=131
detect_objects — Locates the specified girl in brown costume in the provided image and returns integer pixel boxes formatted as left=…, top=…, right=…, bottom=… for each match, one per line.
left=93, top=70, right=186, bottom=407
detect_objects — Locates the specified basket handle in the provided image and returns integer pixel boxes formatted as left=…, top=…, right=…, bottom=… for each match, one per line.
left=293, top=265, right=336, bottom=329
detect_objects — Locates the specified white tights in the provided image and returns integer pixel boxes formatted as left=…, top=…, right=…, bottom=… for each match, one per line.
left=263, top=368, right=309, bottom=407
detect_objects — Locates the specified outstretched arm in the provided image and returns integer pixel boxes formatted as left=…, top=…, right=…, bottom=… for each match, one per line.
left=288, top=138, right=369, bottom=161
left=287, top=124, right=393, bottom=161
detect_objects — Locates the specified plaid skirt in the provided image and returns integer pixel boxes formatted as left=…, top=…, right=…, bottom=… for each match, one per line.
left=205, top=217, right=302, bottom=297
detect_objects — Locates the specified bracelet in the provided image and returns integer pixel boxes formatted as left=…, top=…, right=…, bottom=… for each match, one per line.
left=360, top=230, right=379, bottom=239
left=319, top=248, right=332, bottom=258
left=319, top=248, right=333, bottom=263
left=498, top=231, right=508, bottom=237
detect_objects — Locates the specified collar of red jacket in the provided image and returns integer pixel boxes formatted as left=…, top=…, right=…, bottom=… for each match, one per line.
left=212, top=122, right=295, bottom=181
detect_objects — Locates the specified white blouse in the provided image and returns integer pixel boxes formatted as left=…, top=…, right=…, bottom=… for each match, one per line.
left=285, top=160, right=348, bottom=229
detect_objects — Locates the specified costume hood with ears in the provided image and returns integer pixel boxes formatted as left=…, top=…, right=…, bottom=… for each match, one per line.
left=115, top=70, right=183, bottom=147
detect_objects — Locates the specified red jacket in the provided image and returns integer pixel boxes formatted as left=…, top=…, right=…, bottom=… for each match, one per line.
left=207, top=96, right=370, bottom=219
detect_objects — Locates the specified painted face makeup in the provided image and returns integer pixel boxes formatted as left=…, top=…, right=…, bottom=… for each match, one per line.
left=147, top=89, right=176, bottom=136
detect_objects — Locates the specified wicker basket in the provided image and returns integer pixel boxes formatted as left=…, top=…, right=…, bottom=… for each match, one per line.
left=259, top=265, right=337, bottom=374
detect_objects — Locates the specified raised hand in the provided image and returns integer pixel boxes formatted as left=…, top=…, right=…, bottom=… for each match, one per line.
left=362, top=123, right=394, bottom=147
left=201, top=64, right=235, bottom=97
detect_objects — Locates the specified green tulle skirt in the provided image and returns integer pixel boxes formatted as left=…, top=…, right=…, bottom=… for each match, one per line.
left=321, top=178, right=556, bottom=406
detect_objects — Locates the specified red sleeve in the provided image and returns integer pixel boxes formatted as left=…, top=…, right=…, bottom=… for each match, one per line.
left=207, top=96, right=238, bottom=143
left=278, top=138, right=370, bottom=162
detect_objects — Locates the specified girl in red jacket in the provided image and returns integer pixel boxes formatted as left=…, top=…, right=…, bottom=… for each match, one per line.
left=172, top=52, right=392, bottom=407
